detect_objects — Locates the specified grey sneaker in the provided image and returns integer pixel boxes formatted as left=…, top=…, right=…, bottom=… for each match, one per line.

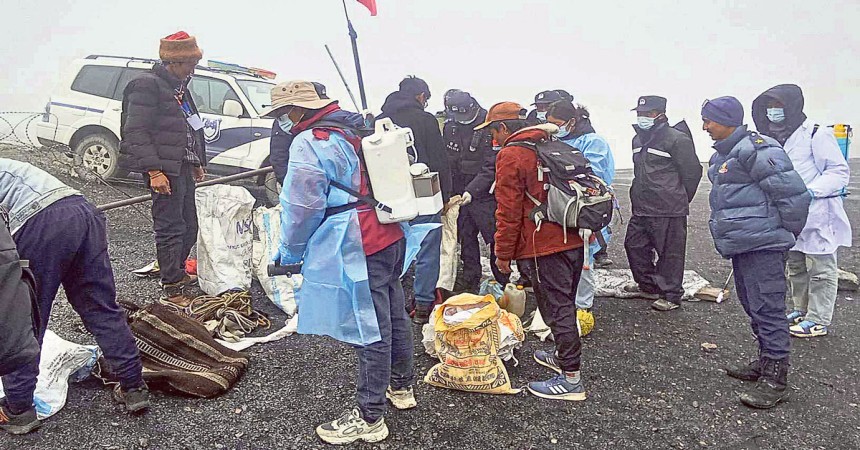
left=0, top=400, right=40, bottom=435
left=623, top=283, right=660, bottom=300
left=316, top=408, right=389, bottom=445
left=651, top=299, right=680, bottom=311
left=385, top=386, right=417, bottom=410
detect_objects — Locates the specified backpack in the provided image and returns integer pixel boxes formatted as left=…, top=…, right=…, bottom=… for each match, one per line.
left=514, top=139, right=614, bottom=249
left=0, top=206, right=42, bottom=376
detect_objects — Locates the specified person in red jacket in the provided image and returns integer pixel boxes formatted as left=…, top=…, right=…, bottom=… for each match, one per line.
left=476, top=102, right=587, bottom=401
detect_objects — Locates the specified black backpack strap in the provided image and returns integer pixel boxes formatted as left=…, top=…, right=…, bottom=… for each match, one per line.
left=328, top=180, right=393, bottom=215
left=811, top=124, right=820, bottom=138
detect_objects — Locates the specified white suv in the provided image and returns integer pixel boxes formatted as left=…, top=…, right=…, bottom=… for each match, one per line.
left=36, top=55, right=279, bottom=196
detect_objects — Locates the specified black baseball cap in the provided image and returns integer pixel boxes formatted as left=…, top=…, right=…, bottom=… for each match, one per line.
left=532, top=90, right=564, bottom=105
left=632, top=95, right=667, bottom=112
left=445, top=90, right=478, bottom=122
left=555, top=89, right=574, bottom=103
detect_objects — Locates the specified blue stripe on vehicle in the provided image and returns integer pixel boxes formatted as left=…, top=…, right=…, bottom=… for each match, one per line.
left=205, top=126, right=271, bottom=160
left=50, top=102, right=104, bottom=114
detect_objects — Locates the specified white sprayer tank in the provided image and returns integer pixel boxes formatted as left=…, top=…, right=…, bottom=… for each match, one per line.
left=361, top=118, right=420, bottom=223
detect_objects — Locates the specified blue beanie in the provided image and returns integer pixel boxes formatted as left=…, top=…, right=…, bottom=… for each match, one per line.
left=701, top=96, right=744, bottom=127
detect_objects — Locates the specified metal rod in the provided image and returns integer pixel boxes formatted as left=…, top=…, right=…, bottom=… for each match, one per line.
left=342, top=0, right=368, bottom=110
left=96, top=167, right=273, bottom=211
left=325, top=44, right=361, bottom=112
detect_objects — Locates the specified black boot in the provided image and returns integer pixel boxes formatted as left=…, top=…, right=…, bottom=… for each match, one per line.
left=725, top=358, right=762, bottom=382
left=739, top=357, right=790, bottom=409
left=412, top=303, right=432, bottom=325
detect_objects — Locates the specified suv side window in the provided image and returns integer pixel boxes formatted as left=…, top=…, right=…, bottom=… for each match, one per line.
left=188, top=77, right=244, bottom=116
left=112, top=68, right=147, bottom=100
left=71, top=65, right=122, bottom=98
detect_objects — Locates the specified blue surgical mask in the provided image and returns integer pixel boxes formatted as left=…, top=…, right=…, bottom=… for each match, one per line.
left=277, top=114, right=295, bottom=134
left=536, top=111, right=547, bottom=122
left=556, top=122, right=571, bottom=139
left=766, top=108, right=785, bottom=123
left=637, top=116, right=656, bottom=130
left=492, top=145, right=502, bottom=152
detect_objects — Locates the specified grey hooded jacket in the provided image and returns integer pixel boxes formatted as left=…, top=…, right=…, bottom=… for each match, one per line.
left=0, top=158, right=81, bottom=234
left=707, top=126, right=811, bottom=258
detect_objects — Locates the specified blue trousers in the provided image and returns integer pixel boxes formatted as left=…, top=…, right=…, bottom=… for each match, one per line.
left=1, top=196, right=143, bottom=413
left=732, top=250, right=791, bottom=360
left=356, top=239, right=414, bottom=422
left=409, top=213, right=442, bottom=306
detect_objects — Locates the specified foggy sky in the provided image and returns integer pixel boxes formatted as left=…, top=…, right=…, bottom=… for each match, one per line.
left=2, top=0, right=858, bottom=167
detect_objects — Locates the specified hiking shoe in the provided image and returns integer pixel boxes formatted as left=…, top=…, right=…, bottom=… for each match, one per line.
left=623, top=284, right=660, bottom=300
left=113, top=385, right=150, bottom=414
left=725, top=359, right=762, bottom=382
left=790, top=320, right=828, bottom=338
left=534, top=350, right=562, bottom=374
left=739, top=358, right=790, bottom=409
left=385, top=386, right=417, bottom=410
left=593, top=254, right=613, bottom=268
left=786, top=310, right=805, bottom=325
left=527, top=373, right=587, bottom=401
left=412, top=303, right=432, bottom=325
left=160, top=282, right=193, bottom=308
left=0, top=399, right=40, bottom=435
left=316, top=408, right=389, bottom=445
left=651, top=299, right=680, bottom=311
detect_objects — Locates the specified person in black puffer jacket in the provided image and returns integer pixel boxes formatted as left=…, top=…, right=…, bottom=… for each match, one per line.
left=702, top=96, right=810, bottom=411
left=625, top=95, right=703, bottom=312
left=442, top=90, right=509, bottom=291
left=120, top=32, right=206, bottom=306
left=377, top=76, right=452, bottom=323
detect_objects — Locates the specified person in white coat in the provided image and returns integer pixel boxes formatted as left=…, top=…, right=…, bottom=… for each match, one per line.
left=752, top=84, right=852, bottom=338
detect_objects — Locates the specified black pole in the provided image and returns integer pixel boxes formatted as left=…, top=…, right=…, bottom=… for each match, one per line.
left=342, top=0, right=368, bottom=110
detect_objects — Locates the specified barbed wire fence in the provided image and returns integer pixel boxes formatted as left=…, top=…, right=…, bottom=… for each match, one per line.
left=0, top=111, right=156, bottom=222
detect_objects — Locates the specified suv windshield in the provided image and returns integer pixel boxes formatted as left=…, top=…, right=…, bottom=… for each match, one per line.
left=238, top=80, right=276, bottom=116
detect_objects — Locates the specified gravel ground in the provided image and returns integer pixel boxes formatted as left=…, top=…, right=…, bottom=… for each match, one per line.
left=2, top=146, right=859, bottom=450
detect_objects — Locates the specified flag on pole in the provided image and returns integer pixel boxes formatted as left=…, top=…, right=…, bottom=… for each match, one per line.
left=357, top=0, right=377, bottom=16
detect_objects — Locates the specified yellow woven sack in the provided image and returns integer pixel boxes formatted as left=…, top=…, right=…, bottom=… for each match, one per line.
left=423, top=293, right=523, bottom=394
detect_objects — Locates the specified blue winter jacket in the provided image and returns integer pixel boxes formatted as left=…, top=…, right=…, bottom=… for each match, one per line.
left=707, top=126, right=811, bottom=258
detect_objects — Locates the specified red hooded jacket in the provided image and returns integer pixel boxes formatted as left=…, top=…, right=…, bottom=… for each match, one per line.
left=494, top=126, right=585, bottom=261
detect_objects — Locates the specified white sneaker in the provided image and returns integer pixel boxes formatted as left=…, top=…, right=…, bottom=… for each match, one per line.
left=385, top=385, right=417, bottom=410
left=315, top=408, right=389, bottom=445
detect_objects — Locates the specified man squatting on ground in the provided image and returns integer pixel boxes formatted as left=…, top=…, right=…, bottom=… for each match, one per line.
left=752, top=84, right=852, bottom=338
left=482, top=102, right=588, bottom=401
left=702, top=96, right=811, bottom=409
left=0, top=159, right=148, bottom=435
left=120, top=31, right=206, bottom=307
left=626, top=95, right=703, bottom=312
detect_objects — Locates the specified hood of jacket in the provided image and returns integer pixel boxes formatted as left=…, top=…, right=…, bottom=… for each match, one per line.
left=380, top=90, right=423, bottom=117
left=752, top=84, right=807, bottom=145
left=504, top=124, right=557, bottom=146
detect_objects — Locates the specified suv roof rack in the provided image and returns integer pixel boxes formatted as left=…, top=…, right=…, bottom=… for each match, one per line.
left=84, top=55, right=269, bottom=79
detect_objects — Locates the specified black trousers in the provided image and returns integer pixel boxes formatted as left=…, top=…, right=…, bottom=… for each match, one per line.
left=624, top=215, right=687, bottom=304
left=732, top=250, right=790, bottom=360
left=517, top=248, right=584, bottom=372
left=458, top=199, right=509, bottom=284
left=148, top=164, right=198, bottom=285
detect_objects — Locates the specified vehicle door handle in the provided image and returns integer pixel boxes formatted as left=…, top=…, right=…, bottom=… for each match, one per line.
left=253, top=132, right=262, bottom=137
left=112, top=108, right=121, bottom=112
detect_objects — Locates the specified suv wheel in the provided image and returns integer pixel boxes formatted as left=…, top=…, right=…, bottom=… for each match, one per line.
left=264, top=171, right=282, bottom=207
left=75, top=134, right=128, bottom=179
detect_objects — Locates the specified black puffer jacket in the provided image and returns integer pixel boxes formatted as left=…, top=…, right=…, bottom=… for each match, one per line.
left=630, top=120, right=702, bottom=217
left=443, top=108, right=493, bottom=196
left=378, top=91, right=452, bottom=202
left=120, top=64, right=206, bottom=175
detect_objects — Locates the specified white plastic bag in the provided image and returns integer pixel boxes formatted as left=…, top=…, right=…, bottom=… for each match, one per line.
left=196, top=185, right=256, bottom=295
left=252, top=205, right=299, bottom=316
left=436, top=195, right=462, bottom=291
left=0, top=330, right=100, bottom=419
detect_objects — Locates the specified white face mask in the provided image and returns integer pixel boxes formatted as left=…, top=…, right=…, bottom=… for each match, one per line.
left=637, top=116, right=656, bottom=130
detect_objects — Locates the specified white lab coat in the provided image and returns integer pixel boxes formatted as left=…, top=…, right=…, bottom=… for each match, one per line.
left=783, top=120, right=852, bottom=255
